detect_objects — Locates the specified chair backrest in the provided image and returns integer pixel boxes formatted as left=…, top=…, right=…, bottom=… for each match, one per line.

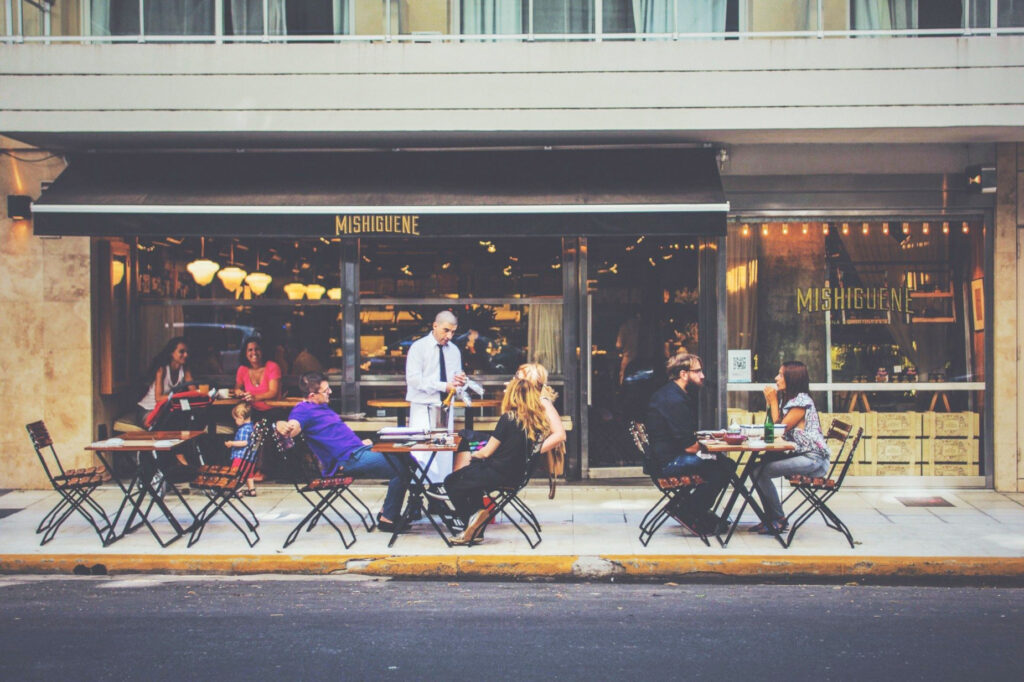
left=271, top=428, right=322, bottom=485
left=26, top=421, right=64, bottom=484
left=823, top=418, right=863, bottom=484
left=233, top=419, right=270, bottom=481
left=629, top=421, right=655, bottom=476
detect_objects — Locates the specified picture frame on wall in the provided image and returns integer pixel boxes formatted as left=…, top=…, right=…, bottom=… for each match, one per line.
left=971, top=278, right=985, bottom=332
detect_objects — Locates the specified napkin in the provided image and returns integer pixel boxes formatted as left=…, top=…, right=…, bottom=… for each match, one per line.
left=152, top=439, right=181, bottom=448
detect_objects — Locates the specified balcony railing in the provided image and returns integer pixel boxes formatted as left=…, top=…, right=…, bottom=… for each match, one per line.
left=4, top=1, right=1024, bottom=44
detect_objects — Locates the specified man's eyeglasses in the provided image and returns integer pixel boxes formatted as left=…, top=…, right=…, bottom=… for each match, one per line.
left=317, top=386, right=332, bottom=395
left=688, top=368, right=704, bottom=375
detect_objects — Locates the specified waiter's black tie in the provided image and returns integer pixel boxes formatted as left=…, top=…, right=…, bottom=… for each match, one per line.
left=438, top=345, right=447, bottom=402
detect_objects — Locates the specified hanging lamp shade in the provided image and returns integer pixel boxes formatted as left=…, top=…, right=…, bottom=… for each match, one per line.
left=217, top=266, right=248, bottom=292
left=187, top=237, right=220, bottom=286
left=326, top=287, right=341, bottom=300
left=187, top=258, right=220, bottom=286
left=110, top=260, right=125, bottom=286
left=283, top=282, right=307, bottom=300
left=245, top=271, right=272, bottom=296
left=305, top=283, right=326, bottom=300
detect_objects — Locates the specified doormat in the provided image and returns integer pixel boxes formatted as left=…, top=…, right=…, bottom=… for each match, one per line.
left=896, top=496, right=954, bottom=507
left=0, top=509, right=21, bottom=519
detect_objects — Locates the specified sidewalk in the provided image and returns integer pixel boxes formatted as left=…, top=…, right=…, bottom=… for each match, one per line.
left=1, top=483, right=1023, bottom=581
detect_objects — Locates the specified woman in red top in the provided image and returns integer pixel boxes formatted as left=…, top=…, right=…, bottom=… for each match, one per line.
left=234, top=336, right=283, bottom=412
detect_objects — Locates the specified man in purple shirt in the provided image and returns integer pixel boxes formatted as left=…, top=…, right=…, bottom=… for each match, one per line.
left=277, top=372, right=409, bottom=532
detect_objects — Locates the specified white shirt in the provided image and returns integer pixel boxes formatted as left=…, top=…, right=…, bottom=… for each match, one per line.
left=405, top=333, right=463, bottom=406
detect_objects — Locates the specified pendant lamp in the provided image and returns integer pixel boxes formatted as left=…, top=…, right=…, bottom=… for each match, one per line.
left=186, top=237, right=220, bottom=286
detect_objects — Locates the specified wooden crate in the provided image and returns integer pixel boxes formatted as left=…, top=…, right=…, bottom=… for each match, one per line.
left=819, top=412, right=865, bottom=433
left=922, top=438, right=980, bottom=464
left=726, top=409, right=753, bottom=426
left=865, top=412, right=922, bottom=438
left=924, top=461, right=980, bottom=476
left=871, top=462, right=920, bottom=476
left=922, top=412, right=979, bottom=438
left=866, top=437, right=922, bottom=464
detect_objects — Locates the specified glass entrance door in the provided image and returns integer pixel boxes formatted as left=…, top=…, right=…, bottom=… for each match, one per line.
left=585, top=236, right=702, bottom=470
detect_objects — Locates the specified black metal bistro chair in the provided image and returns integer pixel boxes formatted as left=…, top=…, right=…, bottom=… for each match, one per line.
left=781, top=419, right=864, bottom=548
left=186, top=419, right=270, bottom=548
left=456, top=440, right=545, bottom=549
left=26, top=421, right=114, bottom=546
left=272, top=429, right=375, bottom=550
left=145, top=390, right=216, bottom=466
left=633, top=421, right=710, bottom=547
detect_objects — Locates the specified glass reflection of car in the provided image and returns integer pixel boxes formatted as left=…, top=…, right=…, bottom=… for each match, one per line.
left=172, top=322, right=256, bottom=377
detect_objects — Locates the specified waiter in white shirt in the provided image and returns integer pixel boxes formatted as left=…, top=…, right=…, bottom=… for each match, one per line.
left=406, top=310, right=466, bottom=482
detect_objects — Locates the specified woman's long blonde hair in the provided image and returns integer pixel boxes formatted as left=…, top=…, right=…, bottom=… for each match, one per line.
left=501, top=363, right=553, bottom=445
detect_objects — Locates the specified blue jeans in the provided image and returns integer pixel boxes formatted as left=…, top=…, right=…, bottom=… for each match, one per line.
left=343, top=445, right=409, bottom=522
left=660, top=453, right=737, bottom=514
left=750, top=453, right=829, bottom=521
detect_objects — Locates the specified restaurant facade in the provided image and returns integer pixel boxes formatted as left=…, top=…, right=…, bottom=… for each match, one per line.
left=2, top=2, right=1022, bottom=491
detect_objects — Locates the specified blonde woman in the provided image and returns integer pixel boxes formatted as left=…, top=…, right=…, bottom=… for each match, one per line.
left=444, top=363, right=566, bottom=545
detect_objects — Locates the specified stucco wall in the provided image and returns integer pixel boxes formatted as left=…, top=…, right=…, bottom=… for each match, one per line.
left=1, top=37, right=1022, bottom=145
left=0, top=140, right=90, bottom=489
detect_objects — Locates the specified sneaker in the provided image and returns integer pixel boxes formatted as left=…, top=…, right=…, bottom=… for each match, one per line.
left=424, top=485, right=450, bottom=501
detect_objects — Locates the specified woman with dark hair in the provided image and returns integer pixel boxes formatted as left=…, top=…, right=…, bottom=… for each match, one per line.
left=750, top=360, right=830, bottom=535
left=233, top=335, right=283, bottom=413
left=137, top=336, right=195, bottom=424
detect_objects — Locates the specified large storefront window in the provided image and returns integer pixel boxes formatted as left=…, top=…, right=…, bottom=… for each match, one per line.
left=358, top=237, right=563, bottom=409
left=727, top=220, right=986, bottom=478
left=134, top=236, right=343, bottom=393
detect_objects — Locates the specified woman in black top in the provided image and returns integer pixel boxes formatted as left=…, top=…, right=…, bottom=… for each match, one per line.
left=444, top=363, right=564, bottom=545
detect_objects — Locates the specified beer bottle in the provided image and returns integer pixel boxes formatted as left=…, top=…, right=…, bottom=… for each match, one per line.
left=763, top=410, right=775, bottom=444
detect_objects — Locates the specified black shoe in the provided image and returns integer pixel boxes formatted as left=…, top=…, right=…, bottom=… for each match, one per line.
left=376, top=513, right=410, bottom=533
left=426, top=498, right=453, bottom=517
left=407, top=501, right=423, bottom=521
left=696, top=511, right=730, bottom=536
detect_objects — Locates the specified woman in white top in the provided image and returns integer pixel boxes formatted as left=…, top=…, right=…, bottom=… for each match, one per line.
left=136, top=336, right=195, bottom=424
left=750, top=360, right=830, bottom=535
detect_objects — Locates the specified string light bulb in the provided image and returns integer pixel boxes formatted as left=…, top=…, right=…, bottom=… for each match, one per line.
left=782, top=223, right=789, bottom=235
left=823, top=224, right=830, bottom=235
left=801, top=223, right=809, bottom=235
left=922, top=222, right=930, bottom=235
left=761, top=224, right=768, bottom=236
left=962, top=222, right=970, bottom=234
left=882, top=222, right=890, bottom=235
left=902, top=222, right=911, bottom=235
left=741, top=223, right=750, bottom=237
left=942, top=221, right=950, bottom=234
left=862, top=222, right=869, bottom=235
left=841, top=222, right=850, bottom=235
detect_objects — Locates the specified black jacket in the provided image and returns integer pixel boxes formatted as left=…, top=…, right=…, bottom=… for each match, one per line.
left=645, top=381, right=698, bottom=475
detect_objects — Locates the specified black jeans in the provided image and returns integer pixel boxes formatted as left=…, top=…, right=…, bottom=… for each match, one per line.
left=444, top=461, right=505, bottom=524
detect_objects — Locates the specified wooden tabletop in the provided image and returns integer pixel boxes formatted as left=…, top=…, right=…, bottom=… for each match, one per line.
left=212, top=397, right=301, bottom=408
left=86, top=430, right=205, bottom=451
left=366, top=399, right=502, bottom=409
left=699, top=439, right=796, bottom=454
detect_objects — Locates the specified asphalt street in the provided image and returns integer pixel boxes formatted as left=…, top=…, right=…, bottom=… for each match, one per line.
left=0, top=575, right=1021, bottom=681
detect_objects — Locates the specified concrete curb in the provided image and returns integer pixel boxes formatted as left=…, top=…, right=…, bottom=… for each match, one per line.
left=3, top=553, right=1024, bottom=581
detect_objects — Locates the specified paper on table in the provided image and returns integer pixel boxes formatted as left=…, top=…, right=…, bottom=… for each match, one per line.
left=90, top=437, right=124, bottom=448
left=152, top=439, right=182, bottom=448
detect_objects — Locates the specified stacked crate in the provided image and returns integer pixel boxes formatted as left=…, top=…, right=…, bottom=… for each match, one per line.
left=862, top=412, right=922, bottom=476
left=922, top=412, right=980, bottom=476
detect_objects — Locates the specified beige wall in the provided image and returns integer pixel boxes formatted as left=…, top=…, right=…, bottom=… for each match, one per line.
left=0, top=139, right=91, bottom=489
left=1, top=37, right=1023, bottom=146
left=996, top=143, right=1021, bottom=491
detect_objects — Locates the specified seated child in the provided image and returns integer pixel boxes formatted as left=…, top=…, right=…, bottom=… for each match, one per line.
left=225, top=402, right=257, bottom=497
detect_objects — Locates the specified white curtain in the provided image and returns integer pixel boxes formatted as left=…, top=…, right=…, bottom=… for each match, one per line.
left=534, top=0, right=592, bottom=33
left=230, top=0, right=287, bottom=34
left=462, top=0, right=524, bottom=34
left=677, top=0, right=728, bottom=33
left=528, top=303, right=563, bottom=373
left=632, top=0, right=673, bottom=32
left=851, top=0, right=918, bottom=29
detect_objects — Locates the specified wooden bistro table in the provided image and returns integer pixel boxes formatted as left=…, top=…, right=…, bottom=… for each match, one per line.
left=372, top=438, right=461, bottom=548
left=86, top=430, right=204, bottom=547
left=365, top=399, right=502, bottom=429
left=699, top=437, right=796, bottom=549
